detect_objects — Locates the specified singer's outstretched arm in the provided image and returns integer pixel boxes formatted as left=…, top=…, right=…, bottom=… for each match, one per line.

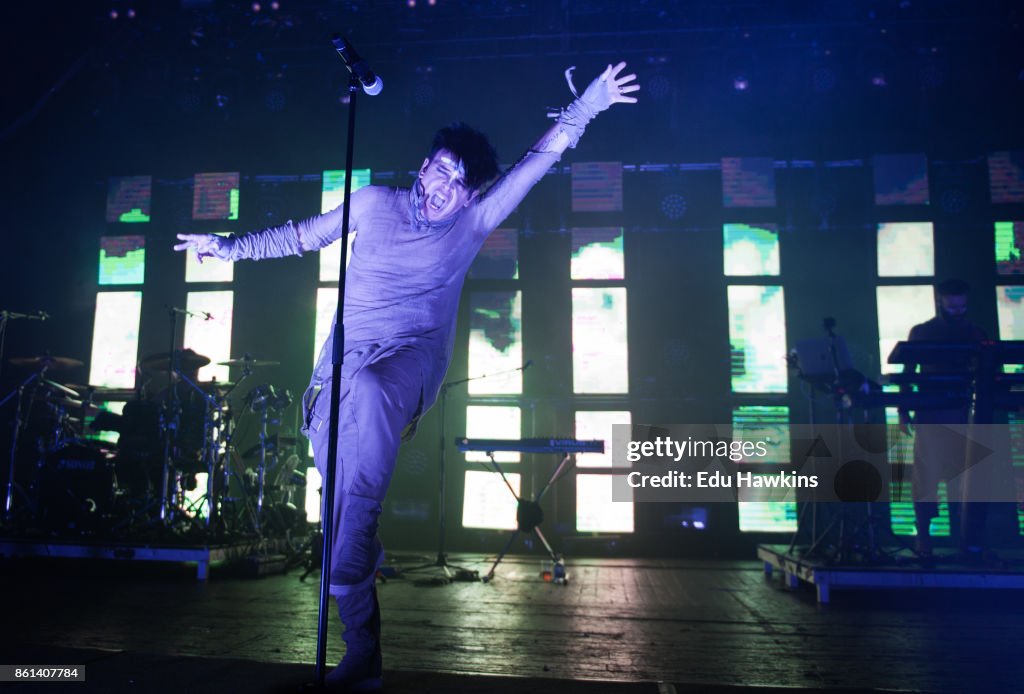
left=469, top=62, right=639, bottom=234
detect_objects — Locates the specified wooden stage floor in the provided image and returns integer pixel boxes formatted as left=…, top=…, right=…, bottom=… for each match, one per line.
left=1, top=551, right=1021, bottom=693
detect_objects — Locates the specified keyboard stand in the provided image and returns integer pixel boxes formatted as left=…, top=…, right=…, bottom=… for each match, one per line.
left=479, top=449, right=576, bottom=584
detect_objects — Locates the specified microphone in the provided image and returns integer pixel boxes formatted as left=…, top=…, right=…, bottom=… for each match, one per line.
left=36, top=310, right=49, bottom=321
left=203, top=312, right=214, bottom=321
left=522, top=360, right=534, bottom=370
left=330, top=34, right=383, bottom=96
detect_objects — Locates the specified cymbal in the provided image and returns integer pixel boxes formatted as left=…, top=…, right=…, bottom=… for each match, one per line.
left=67, top=385, right=137, bottom=402
left=33, top=393, right=103, bottom=417
left=40, top=378, right=80, bottom=398
left=140, top=349, right=211, bottom=372
left=9, top=355, right=84, bottom=371
left=217, top=358, right=281, bottom=367
left=241, top=435, right=299, bottom=459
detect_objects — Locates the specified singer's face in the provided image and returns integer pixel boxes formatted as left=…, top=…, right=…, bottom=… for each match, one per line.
left=417, top=149, right=478, bottom=222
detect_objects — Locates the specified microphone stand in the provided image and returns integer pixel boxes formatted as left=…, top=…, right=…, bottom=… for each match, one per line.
left=404, top=363, right=532, bottom=584
left=314, top=71, right=360, bottom=686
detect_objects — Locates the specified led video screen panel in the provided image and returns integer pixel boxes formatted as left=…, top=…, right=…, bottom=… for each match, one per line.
left=884, top=397, right=915, bottom=468
left=89, top=291, right=143, bottom=388
left=890, top=480, right=950, bottom=537
left=99, top=236, right=146, bottom=285
left=317, top=168, right=372, bottom=280
left=575, top=411, right=631, bottom=468
left=576, top=474, right=634, bottom=533
left=877, top=222, right=934, bottom=277
left=723, top=223, right=779, bottom=276
left=185, top=232, right=234, bottom=283
left=106, top=175, right=151, bottom=223
left=314, top=287, right=339, bottom=366
left=192, top=172, right=240, bottom=220
left=572, top=288, right=629, bottom=394
left=737, top=494, right=797, bottom=533
left=321, top=168, right=372, bottom=214
left=467, top=291, right=523, bottom=395
left=462, top=470, right=521, bottom=530
left=318, top=234, right=357, bottom=283
left=873, top=153, right=929, bottom=205
left=305, top=466, right=322, bottom=524
left=465, top=405, right=521, bottom=463
left=997, top=286, right=1024, bottom=373
left=571, top=227, right=624, bottom=280
left=469, top=228, right=519, bottom=280
left=571, top=161, right=623, bottom=212
left=721, top=157, right=776, bottom=208
left=988, top=151, right=1024, bottom=204
left=876, top=285, right=935, bottom=375
left=183, top=291, right=234, bottom=383
left=728, top=285, right=787, bottom=393
left=732, top=406, right=789, bottom=464
left=995, top=221, right=1024, bottom=275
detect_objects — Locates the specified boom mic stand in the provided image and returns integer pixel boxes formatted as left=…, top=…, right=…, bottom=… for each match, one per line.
left=404, top=363, right=532, bottom=584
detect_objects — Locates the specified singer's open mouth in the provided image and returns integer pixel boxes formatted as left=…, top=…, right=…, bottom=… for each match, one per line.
left=429, top=193, right=447, bottom=211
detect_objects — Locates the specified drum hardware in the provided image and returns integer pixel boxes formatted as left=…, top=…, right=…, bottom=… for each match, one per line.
left=2, top=368, right=49, bottom=521
left=139, top=348, right=211, bottom=373
left=217, top=356, right=281, bottom=368
left=243, top=384, right=294, bottom=532
left=8, top=355, right=85, bottom=371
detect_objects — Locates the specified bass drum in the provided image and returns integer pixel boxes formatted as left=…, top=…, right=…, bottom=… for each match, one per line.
left=36, top=441, right=118, bottom=535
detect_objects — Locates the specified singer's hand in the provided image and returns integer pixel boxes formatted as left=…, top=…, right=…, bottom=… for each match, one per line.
left=579, top=61, right=640, bottom=114
left=174, top=233, right=233, bottom=264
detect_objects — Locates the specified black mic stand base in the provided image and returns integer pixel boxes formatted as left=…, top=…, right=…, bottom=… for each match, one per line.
left=401, top=551, right=479, bottom=584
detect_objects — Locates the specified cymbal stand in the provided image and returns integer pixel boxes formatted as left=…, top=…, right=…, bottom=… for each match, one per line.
left=2, top=368, right=44, bottom=522
left=176, top=366, right=232, bottom=530
left=2, top=309, right=51, bottom=523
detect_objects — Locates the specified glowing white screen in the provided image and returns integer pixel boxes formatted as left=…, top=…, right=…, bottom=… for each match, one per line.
left=997, top=286, right=1024, bottom=339
left=468, top=291, right=522, bottom=395
left=575, top=411, right=630, bottom=468
left=462, top=470, right=520, bottom=530
left=997, top=286, right=1024, bottom=373
left=306, top=466, right=322, bottom=523
left=318, top=233, right=357, bottom=283
left=732, top=406, right=789, bottom=464
left=572, top=287, right=629, bottom=394
left=738, top=499, right=798, bottom=533
left=876, top=285, right=935, bottom=375
left=89, top=291, right=143, bottom=388
left=723, top=223, right=780, bottom=276
left=571, top=228, right=624, bottom=280
left=878, top=222, right=934, bottom=277
left=184, top=291, right=234, bottom=382
left=576, top=474, right=634, bottom=533
left=314, top=287, right=339, bottom=366
left=728, top=285, right=787, bottom=393
left=465, top=405, right=521, bottom=463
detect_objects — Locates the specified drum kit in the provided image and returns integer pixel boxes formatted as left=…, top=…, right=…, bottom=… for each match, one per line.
left=1, top=349, right=306, bottom=541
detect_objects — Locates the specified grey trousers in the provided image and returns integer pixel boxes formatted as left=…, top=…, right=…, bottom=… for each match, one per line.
left=307, top=347, right=423, bottom=595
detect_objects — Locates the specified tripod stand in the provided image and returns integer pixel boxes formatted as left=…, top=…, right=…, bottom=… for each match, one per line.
left=402, top=379, right=479, bottom=584
left=403, top=363, right=532, bottom=583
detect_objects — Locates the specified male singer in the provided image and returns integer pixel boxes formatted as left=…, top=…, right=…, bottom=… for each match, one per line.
left=175, top=62, right=639, bottom=691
